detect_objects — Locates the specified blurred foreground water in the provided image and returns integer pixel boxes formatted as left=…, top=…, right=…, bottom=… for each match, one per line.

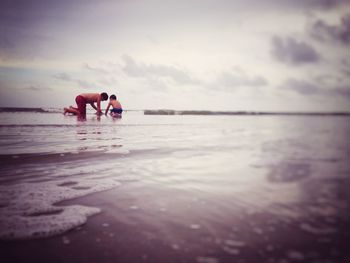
left=0, top=110, right=350, bottom=262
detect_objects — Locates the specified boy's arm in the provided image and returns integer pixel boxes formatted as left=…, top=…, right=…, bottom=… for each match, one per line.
left=90, top=102, right=98, bottom=111
left=96, top=96, right=102, bottom=113
left=105, top=103, right=111, bottom=115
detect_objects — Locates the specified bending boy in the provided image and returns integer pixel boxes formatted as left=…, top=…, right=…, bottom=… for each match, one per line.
left=64, top=93, right=108, bottom=116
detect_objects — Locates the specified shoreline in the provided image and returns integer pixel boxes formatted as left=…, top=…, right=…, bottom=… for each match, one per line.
left=2, top=180, right=350, bottom=263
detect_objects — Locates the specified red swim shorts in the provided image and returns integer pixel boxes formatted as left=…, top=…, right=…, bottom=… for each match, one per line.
left=75, top=95, right=86, bottom=115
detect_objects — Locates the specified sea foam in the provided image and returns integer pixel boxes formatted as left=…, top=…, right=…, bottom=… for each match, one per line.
left=0, top=176, right=121, bottom=240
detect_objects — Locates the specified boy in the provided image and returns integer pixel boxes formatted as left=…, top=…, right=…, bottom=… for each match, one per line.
left=64, top=92, right=108, bottom=117
left=105, top=94, right=123, bottom=117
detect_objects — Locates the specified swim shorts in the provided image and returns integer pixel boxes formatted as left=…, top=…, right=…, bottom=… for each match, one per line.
left=110, top=108, right=123, bottom=114
left=75, top=95, right=86, bottom=115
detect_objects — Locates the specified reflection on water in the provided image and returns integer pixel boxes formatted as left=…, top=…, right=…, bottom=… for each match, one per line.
left=267, top=162, right=311, bottom=183
left=0, top=111, right=350, bottom=262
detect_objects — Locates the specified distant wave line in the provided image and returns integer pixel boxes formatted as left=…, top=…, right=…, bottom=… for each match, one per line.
left=0, top=124, right=184, bottom=128
left=0, top=107, right=138, bottom=113
left=2, top=107, right=350, bottom=116
left=0, top=107, right=49, bottom=113
left=144, top=109, right=350, bottom=116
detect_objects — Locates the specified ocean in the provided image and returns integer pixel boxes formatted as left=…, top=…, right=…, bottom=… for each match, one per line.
left=1, top=108, right=350, bottom=262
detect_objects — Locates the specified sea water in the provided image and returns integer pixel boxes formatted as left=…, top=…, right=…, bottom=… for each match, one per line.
left=0, top=109, right=350, bottom=254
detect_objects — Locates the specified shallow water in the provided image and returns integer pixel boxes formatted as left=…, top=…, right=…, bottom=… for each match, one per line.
left=1, top=110, right=350, bottom=261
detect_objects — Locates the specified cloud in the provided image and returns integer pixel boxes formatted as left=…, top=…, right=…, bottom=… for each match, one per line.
left=341, top=59, right=350, bottom=76
left=271, top=36, right=320, bottom=65
left=82, top=63, right=111, bottom=74
left=0, top=35, right=13, bottom=50
left=0, top=0, right=103, bottom=60
left=0, top=27, right=54, bottom=59
left=302, top=0, right=349, bottom=9
left=26, top=85, right=52, bottom=91
left=53, top=72, right=96, bottom=89
left=121, top=54, right=199, bottom=86
left=255, top=0, right=349, bottom=10
left=0, top=0, right=63, bottom=59
left=331, top=86, right=350, bottom=98
left=281, top=78, right=350, bottom=99
left=54, top=72, right=72, bottom=81
left=97, top=77, right=118, bottom=87
left=214, top=68, right=268, bottom=91
left=121, top=55, right=268, bottom=92
left=309, top=14, right=350, bottom=45
left=281, top=78, right=322, bottom=95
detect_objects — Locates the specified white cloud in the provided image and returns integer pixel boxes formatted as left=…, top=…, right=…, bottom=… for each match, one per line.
left=121, top=55, right=199, bottom=86
left=53, top=72, right=98, bottom=90
left=212, top=68, right=268, bottom=91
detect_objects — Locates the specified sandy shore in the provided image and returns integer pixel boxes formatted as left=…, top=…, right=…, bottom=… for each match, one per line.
left=2, top=179, right=350, bottom=263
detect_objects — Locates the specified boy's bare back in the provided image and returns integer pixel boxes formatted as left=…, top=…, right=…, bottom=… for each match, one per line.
left=80, top=93, right=100, bottom=103
left=110, top=99, right=122, bottom=109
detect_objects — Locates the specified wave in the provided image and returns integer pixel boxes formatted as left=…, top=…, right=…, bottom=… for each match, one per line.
left=0, top=151, right=128, bottom=167
left=0, top=107, right=66, bottom=113
left=0, top=107, right=141, bottom=114
left=144, top=109, right=350, bottom=116
left=0, top=175, right=121, bottom=240
left=0, top=107, right=49, bottom=113
left=2, top=107, right=350, bottom=116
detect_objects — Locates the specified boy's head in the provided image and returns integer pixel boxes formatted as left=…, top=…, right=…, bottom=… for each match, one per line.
left=110, top=94, right=117, bottom=100
left=101, top=92, right=108, bottom=101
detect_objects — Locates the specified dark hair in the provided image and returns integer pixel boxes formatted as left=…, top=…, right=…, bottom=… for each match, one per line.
left=101, top=92, right=108, bottom=100
left=110, top=94, right=117, bottom=100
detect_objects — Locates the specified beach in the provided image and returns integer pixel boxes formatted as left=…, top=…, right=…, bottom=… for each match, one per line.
left=1, top=109, right=350, bottom=263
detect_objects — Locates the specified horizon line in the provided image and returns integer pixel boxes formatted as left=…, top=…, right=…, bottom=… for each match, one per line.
left=1, top=107, right=350, bottom=116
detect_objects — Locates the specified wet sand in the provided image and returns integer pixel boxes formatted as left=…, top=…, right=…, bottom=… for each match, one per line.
left=3, top=178, right=350, bottom=263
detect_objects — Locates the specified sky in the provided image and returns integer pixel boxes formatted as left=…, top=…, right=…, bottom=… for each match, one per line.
left=0, top=0, right=350, bottom=112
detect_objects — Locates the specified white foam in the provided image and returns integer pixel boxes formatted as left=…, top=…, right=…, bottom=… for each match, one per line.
left=225, top=239, right=246, bottom=247
left=190, top=224, right=201, bottom=229
left=0, top=176, right=121, bottom=240
left=196, top=257, right=219, bottom=263
left=299, top=222, right=337, bottom=235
